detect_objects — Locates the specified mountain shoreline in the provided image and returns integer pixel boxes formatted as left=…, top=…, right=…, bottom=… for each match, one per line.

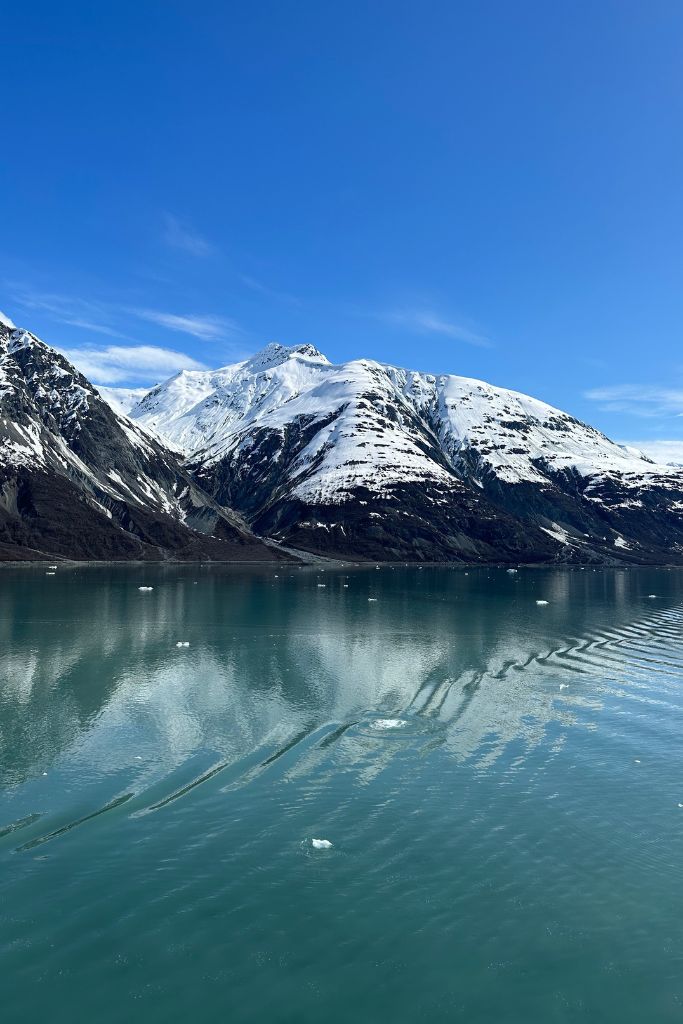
left=2, top=318, right=683, bottom=565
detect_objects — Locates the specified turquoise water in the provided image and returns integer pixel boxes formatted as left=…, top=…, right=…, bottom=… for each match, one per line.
left=1, top=564, right=683, bottom=1022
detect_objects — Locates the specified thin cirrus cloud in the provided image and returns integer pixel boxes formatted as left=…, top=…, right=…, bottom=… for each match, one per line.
left=9, top=289, right=131, bottom=340
left=131, top=308, right=240, bottom=341
left=239, top=274, right=302, bottom=307
left=384, top=309, right=492, bottom=348
left=584, top=385, right=683, bottom=419
left=61, top=343, right=208, bottom=386
left=9, top=287, right=239, bottom=343
left=162, top=214, right=215, bottom=258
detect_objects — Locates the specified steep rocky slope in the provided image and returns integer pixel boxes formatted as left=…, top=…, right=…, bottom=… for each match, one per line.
left=0, top=318, right=279, bottom=561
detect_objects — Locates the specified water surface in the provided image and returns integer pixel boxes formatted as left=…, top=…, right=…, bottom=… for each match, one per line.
left=1, top=564, right=683, bottom=1022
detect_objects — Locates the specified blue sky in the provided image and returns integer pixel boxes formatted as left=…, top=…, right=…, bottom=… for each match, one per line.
left=2, top=1, right=683, bottom=458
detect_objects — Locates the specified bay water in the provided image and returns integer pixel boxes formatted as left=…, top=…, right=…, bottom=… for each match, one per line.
left=1, top=564, right=683, bottom=1022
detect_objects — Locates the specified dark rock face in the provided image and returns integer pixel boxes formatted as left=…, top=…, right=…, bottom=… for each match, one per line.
left=189, top=412, right=683, bottom=566
left=250, top=484, right=562, bottom=564
left=0, top=324, right=281, bottom=561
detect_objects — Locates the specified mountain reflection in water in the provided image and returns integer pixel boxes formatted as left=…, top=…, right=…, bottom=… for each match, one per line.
left=1, top=564, right=683, bottom=1023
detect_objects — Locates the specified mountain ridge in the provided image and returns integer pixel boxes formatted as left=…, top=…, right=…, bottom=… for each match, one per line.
left=2, top=315, right=682, bottom=565
left=116, top=341, right=683, bottom=564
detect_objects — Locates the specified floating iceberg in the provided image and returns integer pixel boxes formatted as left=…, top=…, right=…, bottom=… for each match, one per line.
left=369, top=718, right=407, bottom=731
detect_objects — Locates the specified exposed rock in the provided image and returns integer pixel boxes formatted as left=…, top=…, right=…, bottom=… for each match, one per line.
left=0, top=322, right=283, bottom=562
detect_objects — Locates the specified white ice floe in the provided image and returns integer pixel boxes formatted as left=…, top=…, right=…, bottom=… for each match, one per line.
left=647, top=594, right=657, bottom=598
left=507, top=568, right=518, bottom=574
left=536, top=600, right=549, bottom=606
left=45, top=571, right=55, bottom=575
left=48, top=564, right=58, bottom=569
left=559, top=684, right=569, bottom=690
left=138, top=586, right=154, bottom=591
left=368, top=597, right=378, bottom=602
left=175, top=641, right=190, bottom=648
left=311, top=838, right=333, bottom=850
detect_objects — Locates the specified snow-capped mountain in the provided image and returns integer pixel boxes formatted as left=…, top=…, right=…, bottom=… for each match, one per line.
left=0, top=320, right=278, bottom=561
left=121, top=342, right=683, bottom=563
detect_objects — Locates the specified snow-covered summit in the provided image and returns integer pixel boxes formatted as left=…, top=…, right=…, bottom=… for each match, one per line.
left=118, top=341, right=683, bottom=562
left=128, top=341, right=334, bottom=455
left=126, top=343, right=678, bottom=493
left=243, top=341, right=329, bottom=372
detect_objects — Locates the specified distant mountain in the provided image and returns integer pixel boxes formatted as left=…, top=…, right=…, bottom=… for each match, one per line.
left=0, top=320, right=280, bottom=561
left=116, top=342, right=683, bottom=564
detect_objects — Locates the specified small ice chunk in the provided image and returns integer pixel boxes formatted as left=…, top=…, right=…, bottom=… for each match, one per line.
left=311, top=838, right=333, bottom=850
left=48, top=565, right=58, bottom=569
left=138, top=586, right=154, bottom=592
left=45, top=572, right=55, bottom=575
left=317, top=583, right=326, bottom=588
left=507, top=568, right=518, bottom=574
left=343, top=584, right=349, bottom=588
left=42, top=772, right=48, bottom=776
left=175, top=641, right=190, bottom=648
left=368, top=597, right=378, bottom=602
left=634, top=759, right=641, bottom=763
left=536, top=600, right=548, bottom=606
left=559, top=684, right=569, bottom=690
left=647, top=594, right=657, bottom=599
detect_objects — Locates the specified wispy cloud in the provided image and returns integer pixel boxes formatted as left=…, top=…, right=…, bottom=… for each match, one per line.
left=62, top=344, right=207, bottom=385
left=132, top=308, right=240, bottom=341
left=10, top=290, right=129, bottom=339
left=8, top=286, right=240, bottom=343
left=162, top=214, right=215, bottom=258
left=383, top=309, right=492, bottom=348
left=584, top=384, right=683, bottom=419
left=239, top=274, right=302, bottom=307
left=619, top=439, right=683, bottom=465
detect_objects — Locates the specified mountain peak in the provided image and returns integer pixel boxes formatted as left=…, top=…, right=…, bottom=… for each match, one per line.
left=245, top=342, right=329, bottom=372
